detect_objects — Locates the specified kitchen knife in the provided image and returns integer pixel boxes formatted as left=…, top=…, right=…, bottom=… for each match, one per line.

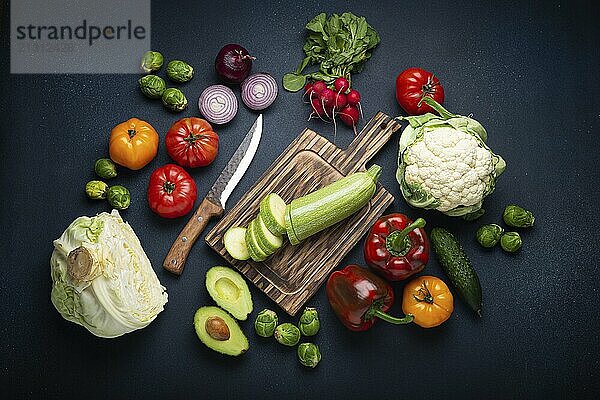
left=163, top=114, right=263, bottom=275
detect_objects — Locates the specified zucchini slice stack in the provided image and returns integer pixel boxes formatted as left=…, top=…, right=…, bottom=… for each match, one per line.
left=224, top=193, right=286, bottom=262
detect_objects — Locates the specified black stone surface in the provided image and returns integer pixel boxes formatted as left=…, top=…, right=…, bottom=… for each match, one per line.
left=1, top=0, right=599, bottom=398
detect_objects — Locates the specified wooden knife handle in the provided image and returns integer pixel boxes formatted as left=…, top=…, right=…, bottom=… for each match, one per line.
left=341, top=112, right=402, bottom=173
left=163, top=198, right=223, bottom=275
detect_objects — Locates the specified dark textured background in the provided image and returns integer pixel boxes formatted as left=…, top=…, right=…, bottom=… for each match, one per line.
left=1, top=0, right=599, bottom=398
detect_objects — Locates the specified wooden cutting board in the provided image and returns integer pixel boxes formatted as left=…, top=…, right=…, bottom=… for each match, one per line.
left=205, top=112, right=401, bottom=316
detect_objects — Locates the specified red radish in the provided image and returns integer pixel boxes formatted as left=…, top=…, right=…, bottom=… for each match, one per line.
left=302, top=82, right=314, bottom=103
left=334, top=77, right=350, bottom=93
left=324, top=103, right=336, bottom=118
left=312, top=81, right=327, bottom=95
left=339, top=104, right=359, bottom=127
left=334, top=93, right=347, bottom=110
left=310, top=97, right=327, bottom=118
left=320, top=88, right=336, bottom=108
left=347, top=89, right=361, bottom=105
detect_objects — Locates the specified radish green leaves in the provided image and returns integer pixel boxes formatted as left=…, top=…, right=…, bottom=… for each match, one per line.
left=283, top=12, right=380, bottom=92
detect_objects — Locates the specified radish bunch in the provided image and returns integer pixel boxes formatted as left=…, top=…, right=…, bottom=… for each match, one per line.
left=303, top=77, right=362, bottom=132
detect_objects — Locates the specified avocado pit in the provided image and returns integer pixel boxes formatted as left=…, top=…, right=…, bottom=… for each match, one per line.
left=205, top=316, right=230, bottom=341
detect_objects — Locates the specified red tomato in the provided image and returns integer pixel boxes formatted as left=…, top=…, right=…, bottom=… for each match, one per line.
left=395, top=68, right=445, bottom=115
left=165, top=118, right=219, bottom=168
left=147, top=164, right=197, bottom=218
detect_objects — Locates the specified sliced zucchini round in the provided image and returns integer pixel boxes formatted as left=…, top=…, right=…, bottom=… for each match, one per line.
left=250, top=218, right=276, bottom=256
left=259, top=193, right=287, bottom=235
left=245, top=219, right=269, bottom=261
left=223, top=227, right=250, bottom=261
left=255, top=215, right=283, bottom=252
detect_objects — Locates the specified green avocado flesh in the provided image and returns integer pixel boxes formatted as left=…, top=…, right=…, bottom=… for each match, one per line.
left=205, top=266, right=253, bottom=320
left=194, top=306, right=249, bottom=356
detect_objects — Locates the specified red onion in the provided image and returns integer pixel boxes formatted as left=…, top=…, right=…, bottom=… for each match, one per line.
left=241, top=73, right=278, bottom=110
left=215, top=44, right=255, bottom=84
left=198, top=85, right=238, bottom=125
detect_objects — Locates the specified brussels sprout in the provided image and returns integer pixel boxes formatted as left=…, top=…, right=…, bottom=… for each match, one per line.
left=500, top=232, right=522, bottom=253
left=140, top=51, right=164, bottom=73
left=503, top=204, right=535, bottom=228
left=138, top=75, right=166, bottom=99
left=274, top=323, right=300, bottom=346
left=166, top=60, right=194, bottom=83
left=254, top=309, right=278, bottom=337
left=297, top=343, right=321, bottom=368
left=85, top=180, right=108, bottom=200
left=476, top=224, right=504, bottom=248
left=162, top=88, right=188, bottom=112
left=107, top=185, right=131, bottom=210
left=298, top=307, right=320, bottom=336
left=94, top=158, right=117, bottom=179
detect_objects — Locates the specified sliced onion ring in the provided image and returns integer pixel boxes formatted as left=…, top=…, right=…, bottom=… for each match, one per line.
left=241, top=73, right=278, bottom=111
left=198, top=85, right=238, bottom=125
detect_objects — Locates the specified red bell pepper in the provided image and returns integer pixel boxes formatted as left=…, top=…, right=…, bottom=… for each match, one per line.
left=326, top=264, right=414, bottom=331
left=364, top=214, right=429, bottom=281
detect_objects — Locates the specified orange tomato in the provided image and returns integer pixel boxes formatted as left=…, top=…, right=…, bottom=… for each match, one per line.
left=402, top=276, right=453, bottom=328
left=109, top=118, right=159, bottom=170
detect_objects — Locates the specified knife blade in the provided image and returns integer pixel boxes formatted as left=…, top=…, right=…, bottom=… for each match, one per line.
left=163, top=114, right=263, bottom=275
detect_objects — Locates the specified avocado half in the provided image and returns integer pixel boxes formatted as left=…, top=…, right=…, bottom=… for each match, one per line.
left=193, top=306, right=249, bottom=356
left=205, top=266, right=253, bottom=320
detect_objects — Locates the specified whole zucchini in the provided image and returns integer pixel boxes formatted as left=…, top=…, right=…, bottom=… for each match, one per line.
left=430, top=227, right=483, bottom=316
left=286, top=165, right=381, bottom=242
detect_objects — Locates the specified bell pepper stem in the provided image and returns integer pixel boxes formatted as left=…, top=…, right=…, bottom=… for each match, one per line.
left=386, top=218, right=426, bottom=256
left=372, top=309, right=414, bottom=325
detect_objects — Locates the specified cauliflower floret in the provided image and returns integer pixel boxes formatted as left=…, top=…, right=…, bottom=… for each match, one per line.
left=404, top=127, right=494, bottom=212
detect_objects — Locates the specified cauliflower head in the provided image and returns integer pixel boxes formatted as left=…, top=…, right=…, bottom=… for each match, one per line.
left=396, top=98, right=506, bottom=217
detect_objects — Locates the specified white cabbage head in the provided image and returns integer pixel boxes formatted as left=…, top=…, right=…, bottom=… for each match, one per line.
left=50, top=210, right=168, bottom=338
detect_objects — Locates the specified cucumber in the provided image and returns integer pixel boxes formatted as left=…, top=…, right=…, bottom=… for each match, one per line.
left=286, top=165, right=381, bottom=242
left=223, top=227, right=250, bottom=261
left=285, top=204, right=301, bottom=245
left=245, top=220, right=269, bottom=262
left=259, top=193, right=287, bottom=235
left=430, top=227, right=483, bottom=316
left=255, top=215, right=283, bottom=252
